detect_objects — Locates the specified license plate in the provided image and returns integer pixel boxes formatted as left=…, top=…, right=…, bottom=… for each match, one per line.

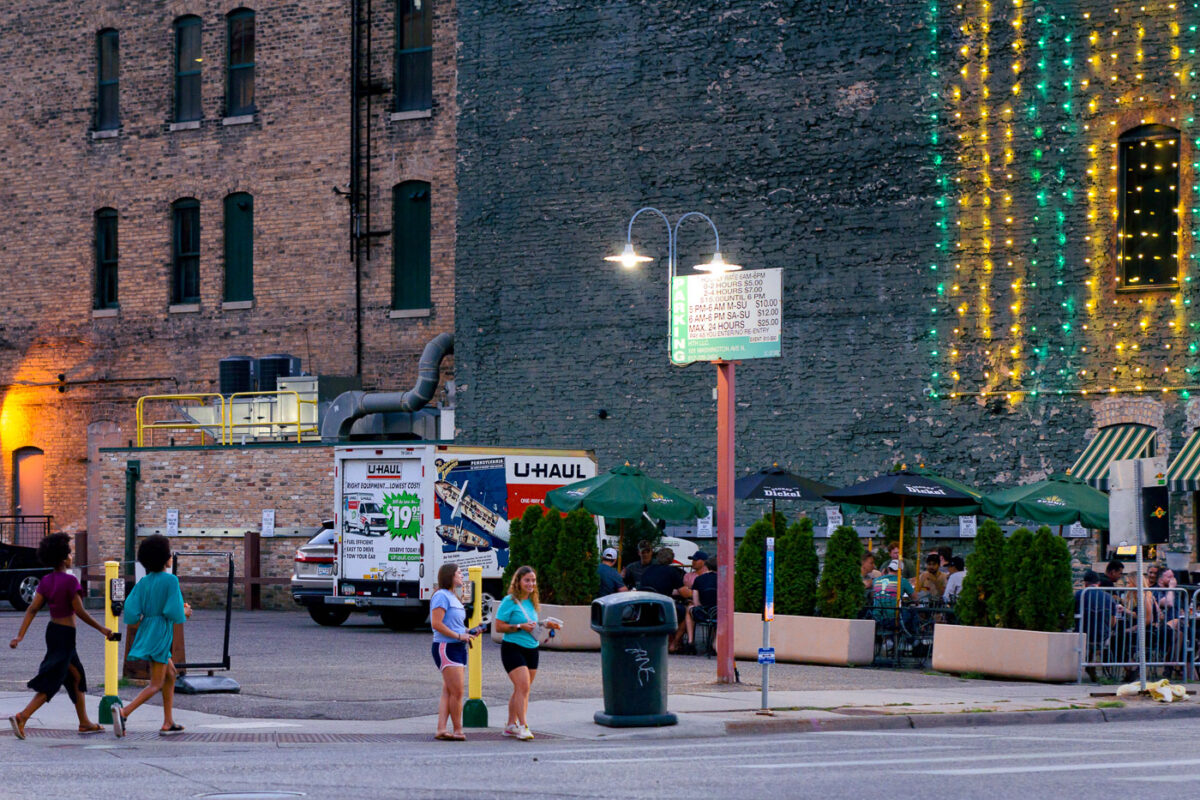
left=317, top=564, right=332, bottom=576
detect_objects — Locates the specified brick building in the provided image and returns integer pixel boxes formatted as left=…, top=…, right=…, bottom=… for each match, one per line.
left=0, top=0, right=456, bottom=561
left=451, top=1, right=1200, bottom=560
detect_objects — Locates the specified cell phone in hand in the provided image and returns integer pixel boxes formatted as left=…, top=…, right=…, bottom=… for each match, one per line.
left=468, top=624, right=486, bottom=636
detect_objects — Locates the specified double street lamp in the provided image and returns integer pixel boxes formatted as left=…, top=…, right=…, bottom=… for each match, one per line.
left=606, top=207, right=741, bottom=684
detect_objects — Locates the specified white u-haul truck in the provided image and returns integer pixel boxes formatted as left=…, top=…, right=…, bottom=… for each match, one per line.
left=324, top=444, right=598, bottom=629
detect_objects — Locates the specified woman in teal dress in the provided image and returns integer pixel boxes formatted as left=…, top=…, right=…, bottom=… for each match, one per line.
left=113, top=534, right=191, bottom=737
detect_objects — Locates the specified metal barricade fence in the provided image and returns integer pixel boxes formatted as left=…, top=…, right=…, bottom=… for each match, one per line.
left=1076, top=586, right=1192, bottom=683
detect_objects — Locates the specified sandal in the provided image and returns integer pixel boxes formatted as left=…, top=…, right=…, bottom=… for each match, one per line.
left=449, top=732, right=466, bottom=741
left=79, top=723, right=103, bottom=734
left=159, top=724, right=185, bottom=736
left=9, top=715, right=25, bottom=740
left=434, top=732, right=455, bottom=741
left=112, top=711, right=126, bottom=738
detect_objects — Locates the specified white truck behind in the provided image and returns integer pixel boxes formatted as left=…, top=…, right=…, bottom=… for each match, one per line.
left=324, top=444, right=598, bottom=629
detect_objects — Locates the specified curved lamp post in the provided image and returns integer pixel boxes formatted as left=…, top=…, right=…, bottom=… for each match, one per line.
left=606, top=206, right=741, bottom=684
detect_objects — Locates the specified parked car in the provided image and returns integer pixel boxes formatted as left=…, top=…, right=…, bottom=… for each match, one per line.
left=1, top=538, right=47, bottom=611
left=291, top=523, right=350, bottom=626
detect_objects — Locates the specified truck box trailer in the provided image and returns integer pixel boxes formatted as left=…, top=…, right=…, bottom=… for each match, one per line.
left=325, top=444, right=597, bottom=628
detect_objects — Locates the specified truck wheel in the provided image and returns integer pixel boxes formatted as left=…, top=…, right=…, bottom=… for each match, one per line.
left=380, top=608, right=425, bottom=631
left=8, top=574, right=40, bottom=611
left=477, top=592, right=499, bottom=627
left=307, top=606, right=352, bottom=627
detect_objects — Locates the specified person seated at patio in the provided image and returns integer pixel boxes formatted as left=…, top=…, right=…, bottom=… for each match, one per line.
left=639, top=548, right=690, bottom=652
left=871, top=560, right=914, bottom=626
left=622, top=540, right=654, bottom=589
left=913, top=554, right=946, bottom=602
left=685, top=556, right=718, bottom=654
left=1075, top=570, right=1119, bottom=681
left=596, top=548, right=627, bottom=598
left=943, top=556, right=966, bottom=603
left=1154, top=569, right=1183, bottom=621
left=861, top=553, right=881, bottom=592
left=937, top=546, right=953, bottom=574
left=1100, top=560, right=1127, bottom=588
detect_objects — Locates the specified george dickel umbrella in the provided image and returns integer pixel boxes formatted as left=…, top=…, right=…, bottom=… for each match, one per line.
left=824, top=471, right=975, bottom=613
left=839, top=465, right=984, bottom=560
left=545, top=464, right=709, bottom=568
left=979, top=472, right=1109, bottom=531
left=696, top=464, right=834, bottom=533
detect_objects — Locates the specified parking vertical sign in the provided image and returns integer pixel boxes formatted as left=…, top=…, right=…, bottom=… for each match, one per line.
left=763, top=537, right=775, bottom=621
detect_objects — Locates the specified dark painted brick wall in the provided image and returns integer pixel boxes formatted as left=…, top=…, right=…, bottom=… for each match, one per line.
left=454, top=0, right=1195, bottom=551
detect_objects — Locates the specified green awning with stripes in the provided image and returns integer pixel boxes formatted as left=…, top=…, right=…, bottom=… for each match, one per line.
left=1168, top=430, right=1200, bottom=492
left=1069, top=423, right=1157, bottom=491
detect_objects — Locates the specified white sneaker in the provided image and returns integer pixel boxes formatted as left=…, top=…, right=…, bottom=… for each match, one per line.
left=517, top=724, right=534, bottom=741
left=502, top=723, right=520, bottom=738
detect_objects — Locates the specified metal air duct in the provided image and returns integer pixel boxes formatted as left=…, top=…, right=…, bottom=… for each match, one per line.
left=320, top=332, right=453, bottom=441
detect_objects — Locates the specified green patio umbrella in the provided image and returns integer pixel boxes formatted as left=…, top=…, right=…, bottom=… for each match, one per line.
left=544, top=464, right=710, bottom=568
left=979, top=472, right=1109, bottom=530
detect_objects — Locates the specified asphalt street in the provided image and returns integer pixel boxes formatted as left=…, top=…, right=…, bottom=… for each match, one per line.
left=3, top=717, right=1199, bottom=799
left=2, top=609, right=1002, bottom=720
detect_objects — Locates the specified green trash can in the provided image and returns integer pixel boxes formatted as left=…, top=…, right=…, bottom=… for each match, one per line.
left=590, top=591, right=678, bottom=727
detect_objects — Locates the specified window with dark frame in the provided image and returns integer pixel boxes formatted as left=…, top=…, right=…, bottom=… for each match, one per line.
left=1118, top=124, right=1180, bottom=290
left=96, top=29, right=119, bottom=130
left=226, top=9, right=255, bottom=117
left=392, top=181, right=431, bottom=310
left=94, top=208, right=118, bottom=309
left=172, top=198, right=200, bottom=304
left=395, top=0, right=432, bottom=112
left=224, top=193, right=253, bottom=302
left=174, top=16, right=202, bottom=122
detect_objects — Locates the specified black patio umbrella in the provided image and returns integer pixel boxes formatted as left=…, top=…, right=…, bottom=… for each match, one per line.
left=697, top=464, right=835, bottom=535
left=824, top=471, right=974, bottom=611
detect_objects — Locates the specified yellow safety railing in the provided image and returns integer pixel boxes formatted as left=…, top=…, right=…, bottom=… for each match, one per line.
left=225, top=390, right=320, bottom=444
left=136, top=393, right=229, bottom=447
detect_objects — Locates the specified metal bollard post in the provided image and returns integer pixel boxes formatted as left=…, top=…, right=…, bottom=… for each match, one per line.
left=98, top=560, right=123, bottom=725
left=462, top=565, right=488, bottom=728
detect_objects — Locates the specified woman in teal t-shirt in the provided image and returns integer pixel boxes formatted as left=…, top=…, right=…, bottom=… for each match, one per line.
left=494, top=565, right=560, bottom=741
left=114, top=535, right=191, bottom=737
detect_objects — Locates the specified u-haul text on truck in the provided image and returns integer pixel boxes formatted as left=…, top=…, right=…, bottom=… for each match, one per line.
left=326, top=444, right=597, bottom=628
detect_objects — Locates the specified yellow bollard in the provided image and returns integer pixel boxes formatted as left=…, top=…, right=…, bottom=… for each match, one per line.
left=98, top=560, right=123, bottom=724
left=462, top=565, right=487, bottom=727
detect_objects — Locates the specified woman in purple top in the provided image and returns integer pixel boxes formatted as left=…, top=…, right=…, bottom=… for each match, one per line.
left=8, top=533, right=117, bottom=740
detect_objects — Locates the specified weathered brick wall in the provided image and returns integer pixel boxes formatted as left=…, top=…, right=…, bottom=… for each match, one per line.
left=453, top=1, right=1198, bottom=557
left=97, top=443, right=335, bottom=608
left=0, top=1, right=455, bottom=538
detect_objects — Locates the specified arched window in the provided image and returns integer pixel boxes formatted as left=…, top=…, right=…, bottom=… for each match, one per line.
left=393, top=181, right=431, bottom=309
left=174, top=16, right=202, bottom=122
left=1118, top=124, right=1180, bottom=290
left=224, top=192, right=253, bottom=302
left=96, top=29, right=119, bottom=130
left=94, top=208, right=118, bottom=309
left=172, top=198, right=201, bottom=304
left=226, top=9, right=255, bottom=116
left=395, top=0, right=432, bottom=112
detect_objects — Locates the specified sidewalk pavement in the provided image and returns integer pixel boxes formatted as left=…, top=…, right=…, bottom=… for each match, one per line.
left=5, top=682, right=1198, bottom=742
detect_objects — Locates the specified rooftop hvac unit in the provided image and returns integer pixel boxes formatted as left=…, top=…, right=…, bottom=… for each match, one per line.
left=219, top=356, right=256, bottom=395
left=257, top=354, right=301, bottom=392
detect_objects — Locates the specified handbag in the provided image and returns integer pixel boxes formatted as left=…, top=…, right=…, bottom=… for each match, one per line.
left=515, top=600, right=562, bottom=646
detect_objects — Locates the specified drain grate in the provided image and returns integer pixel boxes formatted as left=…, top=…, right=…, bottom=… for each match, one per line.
left=6, top=728, right=556, bottom=743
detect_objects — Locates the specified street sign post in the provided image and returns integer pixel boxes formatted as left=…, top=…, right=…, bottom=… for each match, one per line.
left=759, top=537, right=775, bottom=715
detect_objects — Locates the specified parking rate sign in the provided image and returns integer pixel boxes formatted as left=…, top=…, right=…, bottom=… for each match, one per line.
left=670, top=268, right=782, bottom=365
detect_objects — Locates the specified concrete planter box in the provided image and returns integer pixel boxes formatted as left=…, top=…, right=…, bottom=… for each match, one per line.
left=931, top=624, right=1083, bottom=682
left=489, top=602, right=601, bottom=650
left=732, top=611, right=875, bottom=666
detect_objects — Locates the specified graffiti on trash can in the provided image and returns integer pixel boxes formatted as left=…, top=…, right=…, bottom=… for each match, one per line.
left=625, top=646, right=655, bottom=687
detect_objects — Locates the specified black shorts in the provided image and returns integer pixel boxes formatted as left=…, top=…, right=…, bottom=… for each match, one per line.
left=500, top=640, right=540, bottom=673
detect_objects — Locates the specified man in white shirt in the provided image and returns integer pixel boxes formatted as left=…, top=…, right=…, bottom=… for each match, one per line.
left=943, top=556, right=966, bottom=602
